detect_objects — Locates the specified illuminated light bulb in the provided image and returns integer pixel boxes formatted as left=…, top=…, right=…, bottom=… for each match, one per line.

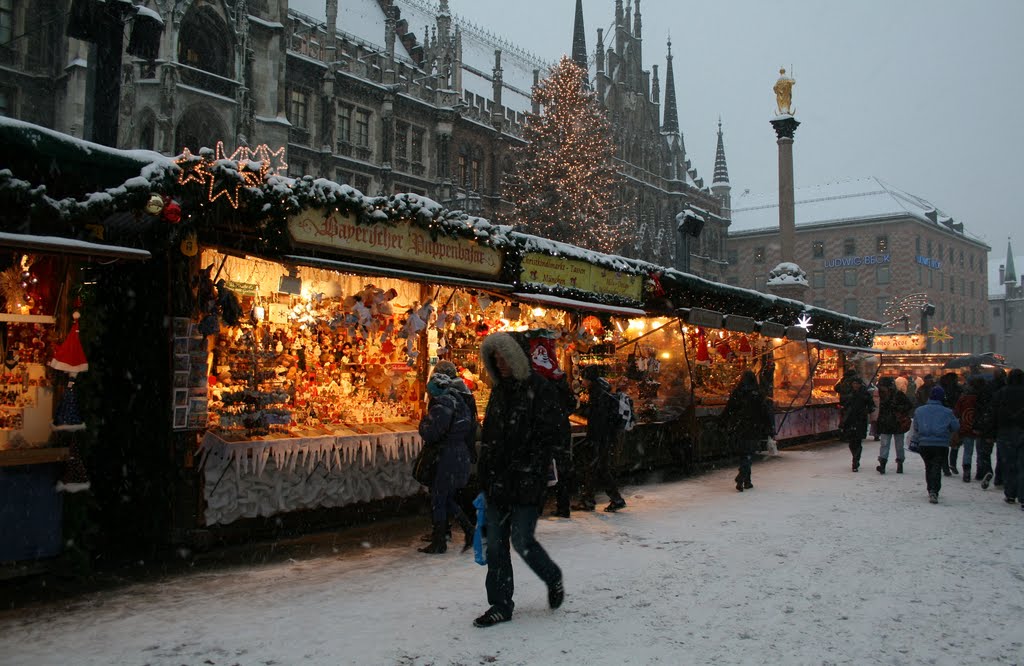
left=660, top=352, right=671, bottom=359
left=532, top=307, right=546, bottom=318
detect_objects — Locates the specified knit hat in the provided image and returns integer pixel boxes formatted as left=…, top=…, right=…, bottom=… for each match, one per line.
left=427, top=372, right=452, bottom=397
left=929, top=385, right=945, bottom=401
left=434, top=360, right=459, bottom=378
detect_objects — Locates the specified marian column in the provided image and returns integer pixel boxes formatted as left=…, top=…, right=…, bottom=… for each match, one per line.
left=767, top=68, right=808, bottom=301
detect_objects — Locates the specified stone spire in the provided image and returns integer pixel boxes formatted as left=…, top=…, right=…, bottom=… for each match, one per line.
left=571, top=0, right=588, bottom=73
left=634, top=0, right=642, bottom=38
left=1004, top=239, right=1017, bottom=285
left=662, top=38, right=679, bottom=134
left=651, top=63, right=659, bottom=104
left=712, top=118, right=730, bottom=186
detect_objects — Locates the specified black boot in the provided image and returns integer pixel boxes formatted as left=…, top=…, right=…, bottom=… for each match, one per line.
left=452, top=505, right=475, bottom=553
left=948, top=448, right=959, bottom=475
left=418, top=521, right=448, bottom=554
left=735, top=473, right=744, bottom=492
left=962, top=465, right=972, bottom=483
left=743, top=473, right=753, bottom=490
left=876, top=458, right=887, bottom=474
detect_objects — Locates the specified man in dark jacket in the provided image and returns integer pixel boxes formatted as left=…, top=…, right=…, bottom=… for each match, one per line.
left=577, top=366, right=627, bottom=512
left=720, top=370, right=773, bottom=491
left=473, top=332, right=564, bottom=628
left=991, top=368, right=1024, bottom=507
left=840, top=376, right=874, bottom=472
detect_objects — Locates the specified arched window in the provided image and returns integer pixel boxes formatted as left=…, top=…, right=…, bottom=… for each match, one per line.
left=178, top=7, right=232, bottom=79
left=174, top=104, right=227, bottom=154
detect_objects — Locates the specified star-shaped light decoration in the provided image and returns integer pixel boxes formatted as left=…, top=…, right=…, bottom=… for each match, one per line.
left=174, top=147, right=210, bottom=188
left=795, top=314, right=813, bottom=331
left=927, top=326, right=953, bottom=344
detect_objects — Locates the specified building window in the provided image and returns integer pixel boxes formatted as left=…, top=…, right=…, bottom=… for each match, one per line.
left=812, top=241, right=824, bottom=258
left=411, top=128, right=424, bottom=163
left=139, top=121, right=155, bottom=150
left=0, top=0, right=11, bottom=45
left=843, top=238, right=856, bottom=256
left=949, top=247, right=954, bottom=263
left=458, top=155, right=469, bottom=187
left=335, top=170, right=351, bottom=185
left=727, top=250, right=738, bottom=264
left=960, top=277, right=965, bottom=295
left=916, top=236, right=921, bottom=253
left=876, top=235, right=888, bottom=253
left=290, top=159, right=308, bottom=177
left=940, top=274, right=945, bottom=291
left=970, top=281, right=975, bottom=298
left=927, top=239, right=932, bottom=256
left=969, top=253, right=974, bottom=270
left=338, top=106, right=352, bottom=143
left=754, top=247, right=765, bottom=263
left=959, top=249, right=964, bottom=267
left=354, top=174, right=371, bottom=193
left=917, top=265, right=923, bottom=285
left=939, top=302, right=945, bottom=320
left=394, top=121, right=408, bottom=159
left=950, top=277, right=954, bottom=294
left=876, top=265, right=890, bottom=285
left=354, top=109, right=370, bottom=147
left=844, top=269, right=857, bottom=287
left=812, top=271, right=825, bottom=289
left=288, top=90, right=308, bottom=129
left=928, top=270, right=934, bottom=287
left=971, top=309, right=976, bottom=325
left=844, top=298, right=858, bottom=316
left=950, top=304, right=956, bottom=322
left=471, top=158, right=483, bottom=191
left=877, top=297, right=888, bottom=316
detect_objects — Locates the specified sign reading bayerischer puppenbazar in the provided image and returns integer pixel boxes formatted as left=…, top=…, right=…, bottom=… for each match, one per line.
left=287, top=208, right=503, bottom=278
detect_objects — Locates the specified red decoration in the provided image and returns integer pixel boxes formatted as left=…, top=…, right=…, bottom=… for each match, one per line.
left=715, top=341, right=733, bottom=360
left=737, top=334, right=752, bottom=356
left=49, top=313, right=89, bottom=374
left=162, top=200, right=182, bottom=224
left=695, top=329, right=710, bottom=365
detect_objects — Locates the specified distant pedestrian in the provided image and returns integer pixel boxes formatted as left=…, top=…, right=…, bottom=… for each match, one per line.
left=576, top=365, right=627, bottom=512
left=917, top=375, right=935, bottom=408
left=953, top=377, right=985, bottom=483
left=991, top=368, right=1024, bottom=507
left=875, top=377, right=914, bottom=474
left=909, top=386, right=959, bottom=504
left=939, top=372, right=963, bottom=476
left=976, top=369, right=1005, bottom=488
left=473, top=332, right=564, bottom=628
left=719, top=370, right=774, bottom=491
left=839, top=376, right=874, bottom=472
left=989, top=369, right=1008, bottom=488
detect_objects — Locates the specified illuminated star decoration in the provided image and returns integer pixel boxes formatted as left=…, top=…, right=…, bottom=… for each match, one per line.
left=795, top=314, right=813, bottom=330
left=882, top=292, right=930, bottom=329
left=927, top=326, right=953, bottom=344
left=174, top=142, right=289, bottom=209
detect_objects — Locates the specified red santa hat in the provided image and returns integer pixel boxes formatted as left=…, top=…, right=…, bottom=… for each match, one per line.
left=49, top=312, right=88, bottom=375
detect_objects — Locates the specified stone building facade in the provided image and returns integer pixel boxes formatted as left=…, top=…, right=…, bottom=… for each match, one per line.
left=725, top=178, right=991, bottom=353
left=0, top=0, right=730, bottom=273
left=989, top=241, right=1024, bottom=368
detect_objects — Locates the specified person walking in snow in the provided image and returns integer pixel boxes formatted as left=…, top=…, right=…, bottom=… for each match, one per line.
left=839, top=376, right=874, bottom=472
left=991, top=368, right=1024, bottom=508
left=909, top=386, right=959, bottom=504
left=953, top=376, right=985, bottom=483
left=875, top=377, right=914, bottom=474
left=472, top=332, right=564, bottom=628
left=576, top=365, right=627, bottom=512
left=975, top=369, right=1004, bottom=487
left=720, top=370, right=774, bottom=491
left=417, top=371, right=475, bottom=554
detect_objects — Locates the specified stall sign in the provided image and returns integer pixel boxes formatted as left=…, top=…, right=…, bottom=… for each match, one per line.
left=519, top=253, right=643, bottom=302
left=723, top=315, right=757, bottom=333
left=288, top=208, right=502, bottom=278
left=687, top=308, right=723, bottom=329
left=223, top=280, right=258, bottom=296
left=873, top=333, right=927, bottom=351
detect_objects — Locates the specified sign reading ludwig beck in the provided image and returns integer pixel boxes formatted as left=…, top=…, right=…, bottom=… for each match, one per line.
left=519, top=253, right=643, bottom=302
left=287, top=208, right=502, bottom=278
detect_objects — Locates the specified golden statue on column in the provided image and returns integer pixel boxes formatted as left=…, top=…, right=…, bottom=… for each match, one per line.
left=774, top=67, right=795, bottom=115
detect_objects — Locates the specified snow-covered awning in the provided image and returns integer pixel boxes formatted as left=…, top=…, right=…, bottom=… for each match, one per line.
left=0, top=232, right=151, bottom=261
left=510, top=292, right=647, bottom=317
left=285, top=254, right=512, bottom=291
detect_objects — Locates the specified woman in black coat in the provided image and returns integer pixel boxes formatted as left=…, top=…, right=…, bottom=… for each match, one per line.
left=840, top=376, right=875, bottom=472
left=874, top=377, right=914, bottom=474
left=720, top=371, right=774, bottom=491
left=417, top=372, right=474, bottom=554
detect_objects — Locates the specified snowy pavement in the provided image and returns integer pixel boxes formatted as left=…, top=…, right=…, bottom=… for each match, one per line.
left=1, top=441, right=1022, bottom=666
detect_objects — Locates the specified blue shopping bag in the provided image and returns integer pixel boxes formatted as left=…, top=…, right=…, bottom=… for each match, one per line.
left=472, top=491, right=487, bottom=566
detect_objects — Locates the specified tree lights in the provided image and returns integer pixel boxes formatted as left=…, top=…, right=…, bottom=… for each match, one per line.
left=503, top=57, right=624, bottom=255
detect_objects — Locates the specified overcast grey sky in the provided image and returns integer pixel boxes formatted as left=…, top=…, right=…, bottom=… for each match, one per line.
left=444, top=0, right=1022, bottom=261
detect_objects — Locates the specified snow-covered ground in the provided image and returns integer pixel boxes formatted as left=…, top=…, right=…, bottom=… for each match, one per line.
left=1, top=441, right=1022, bottom=666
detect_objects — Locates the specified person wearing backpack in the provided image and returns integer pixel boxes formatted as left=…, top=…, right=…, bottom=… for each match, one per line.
left=720, top=371, right=774, bottom=491
left=576, top=366, right=627, bottom=513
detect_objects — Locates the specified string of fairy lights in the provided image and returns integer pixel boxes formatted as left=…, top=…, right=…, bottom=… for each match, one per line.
left=503, top=56, right=625, bottom=255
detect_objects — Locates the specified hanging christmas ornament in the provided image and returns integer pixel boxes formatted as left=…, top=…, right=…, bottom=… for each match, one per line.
left=737, top=334, right=752, bottom=356
left=52, top=379, right=86, bottom=432
left=180, top=228, right=198, bottom=256
left=49, top=311, right=89, bottom=374
left=695, top=329, right=710, bottom=365
left=144, top=193, right=165, bottom=215
left=715, top=341, right=733, bottom=360
left=162, top=199, right=182, bottom=224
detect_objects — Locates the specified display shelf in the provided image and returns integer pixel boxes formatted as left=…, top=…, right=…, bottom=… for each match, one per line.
left=0, top=446, right=69, bottom=467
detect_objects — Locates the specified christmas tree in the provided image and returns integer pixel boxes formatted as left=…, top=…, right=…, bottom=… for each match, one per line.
left=503, top=56, right=625, bottom=254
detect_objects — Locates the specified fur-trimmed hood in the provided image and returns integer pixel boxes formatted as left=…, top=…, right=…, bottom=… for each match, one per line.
left=480, top=332, right=531, bottom=383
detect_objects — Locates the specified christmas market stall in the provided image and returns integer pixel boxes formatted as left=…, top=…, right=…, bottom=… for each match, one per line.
left=652, top=269, right=880, bottom=451
left=0, top=118, right=159, bottom=564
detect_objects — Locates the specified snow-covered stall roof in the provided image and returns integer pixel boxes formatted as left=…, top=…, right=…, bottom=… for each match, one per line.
left=730, top=177, right=971, bottom=236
